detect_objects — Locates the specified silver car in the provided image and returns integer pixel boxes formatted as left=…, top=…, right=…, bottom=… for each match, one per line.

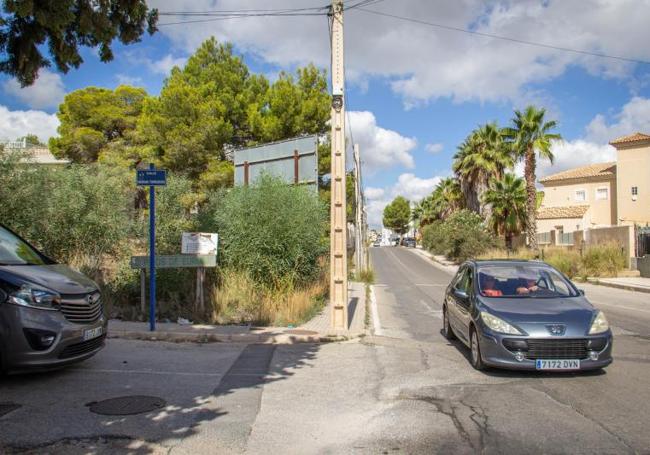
left=443, top=260, right=613, bottom=371
left=0, top=224, right=107, bottom=374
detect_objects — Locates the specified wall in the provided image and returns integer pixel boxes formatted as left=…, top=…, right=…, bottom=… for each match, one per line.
left=616, top=142, right=650, bottom=226
left=537, top=214, right=588, bottom=235
left=637, top=256, right=650, bottom=278
left=541, top=177, right=616, bottom=227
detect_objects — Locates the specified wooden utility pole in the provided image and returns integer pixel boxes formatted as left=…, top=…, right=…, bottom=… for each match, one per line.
left=330, top=0, right=348, bottom=331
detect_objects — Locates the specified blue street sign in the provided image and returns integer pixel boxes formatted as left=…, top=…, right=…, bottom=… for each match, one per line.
left=136, top=169, right=167, bottom=186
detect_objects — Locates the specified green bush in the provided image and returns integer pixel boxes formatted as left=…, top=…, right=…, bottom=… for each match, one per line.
left=421, top=210, right=496, bottom=262
left=544, top=248, right=581, bottom=278
left=0, top=153, right=133, bottom=262
left=580, top=243, right=626, bottom=278
left=206, top=174, right=327, bottom=288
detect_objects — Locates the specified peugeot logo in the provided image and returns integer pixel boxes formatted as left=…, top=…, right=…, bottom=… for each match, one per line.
left=546, top=324, right=566, bottom=336
left=86, top=292, right=100, bottom=305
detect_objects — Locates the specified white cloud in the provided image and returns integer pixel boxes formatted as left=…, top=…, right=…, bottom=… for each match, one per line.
left=116, top=74, right=144, bottom=86
left=535, top=139, right=616, bottom=178
left=366, top=173, right=442, bottom=227
left=2, top=70, right=65, bottom=109
left=147, top=54, right=188, bottom=75
left=425, top=143, right=443, bottom=154
left=364, top=187, right=385, bottom=200
left=348, top=111, right=416, bottom=173
left=0, top=105, right=60, bottom=143
left=151, top=0, right=650, bottom=105
left=585, top=96, right=650, bottom=144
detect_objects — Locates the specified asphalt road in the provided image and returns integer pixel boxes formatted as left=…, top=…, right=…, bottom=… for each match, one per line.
left=1, top=246, right=649, bottom=454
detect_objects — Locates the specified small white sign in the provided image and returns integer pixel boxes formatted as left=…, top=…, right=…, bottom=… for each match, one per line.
left=182, top=232, right=218, bottom=255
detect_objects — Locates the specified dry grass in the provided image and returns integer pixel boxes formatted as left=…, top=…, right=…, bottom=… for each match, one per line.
left=210, top=266, right=328, bottom=326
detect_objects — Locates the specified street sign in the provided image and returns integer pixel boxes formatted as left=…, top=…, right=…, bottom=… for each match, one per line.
left=136, top=169, right=167, bottom=186
left=182, top=232, right=218, bottom=255
left=130, top=254, right=217, bottom=269
left=234, top=135, right=318, bottom=187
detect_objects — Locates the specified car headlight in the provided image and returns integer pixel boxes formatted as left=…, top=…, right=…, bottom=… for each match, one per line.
left=480, top=311, right=523, bottom=335
left=589, top=311, right=609, bottom=334
left=9, top=285, right=61, bottom=311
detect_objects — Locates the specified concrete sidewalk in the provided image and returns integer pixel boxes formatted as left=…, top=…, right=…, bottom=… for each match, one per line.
left=587, top=276, right=650, bottom=294
left=108, top=281, right=367, bottom=344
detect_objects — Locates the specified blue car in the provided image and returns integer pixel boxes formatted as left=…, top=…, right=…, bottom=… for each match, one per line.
left=443, top=260, right=613, bottom=371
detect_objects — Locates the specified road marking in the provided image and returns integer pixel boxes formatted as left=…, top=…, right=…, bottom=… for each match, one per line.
left=419, top=299, right=442, bottom=319
left=590, top=300, right=650, bottom=314
left=370, top=285, right=383, bottom=336
left=70, top=368, right=226, bottom=377
left=415, top=284, right=447, bottom=287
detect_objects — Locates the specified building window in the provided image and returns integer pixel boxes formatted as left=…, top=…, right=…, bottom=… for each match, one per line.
left=574, top=189, right=586, bottom=202
left=631, top=186, right=638, bottom=196
left=595, top=187, right=608, bottom=201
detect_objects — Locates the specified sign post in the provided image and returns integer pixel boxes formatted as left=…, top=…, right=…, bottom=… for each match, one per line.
left=136, top=164, right=167, bottom=331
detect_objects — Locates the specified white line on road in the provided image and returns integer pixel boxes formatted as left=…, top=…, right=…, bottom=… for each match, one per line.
left=590, top=300, right=650, bottom=314
left=370, top=285, right=383, bottom=336
left=419, top=299, right=442, bottom=318
left=415, top=284, right=447, bottom=287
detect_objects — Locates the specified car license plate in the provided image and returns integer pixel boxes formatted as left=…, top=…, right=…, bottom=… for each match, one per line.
left=83, top=326, right=103, bottom=341
left=536, top=359, right=580, bottom=370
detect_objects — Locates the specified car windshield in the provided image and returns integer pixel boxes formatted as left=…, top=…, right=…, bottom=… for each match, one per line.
left=0, top=226, right=48, bottom=266
left=477, top=264, right=578, bottom=298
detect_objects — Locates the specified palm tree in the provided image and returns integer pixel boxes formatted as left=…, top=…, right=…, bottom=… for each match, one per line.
left=483, top=173, right=527, bottom=250
left=503, top=106, right=561, bottom=250
left=452, top=123, right=513, bottom=217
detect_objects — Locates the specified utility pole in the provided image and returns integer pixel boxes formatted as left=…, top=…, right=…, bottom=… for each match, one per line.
left=353, top=143, right=364, bottom=273
left=330, top=0, right=348, bottom=331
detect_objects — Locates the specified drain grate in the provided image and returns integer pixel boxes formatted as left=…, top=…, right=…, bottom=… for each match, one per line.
left=0, top=402, right=21, bottom=417
left=88, top=396, right=166, bottom=416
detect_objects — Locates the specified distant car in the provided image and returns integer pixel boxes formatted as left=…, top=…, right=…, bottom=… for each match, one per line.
left=372, top=240, right=381, bottom=247
left=443, top=260, right=612, bottom=371
left=0, top=224, right=107, bottom=374
left=404, top=238, right=416, bottom=248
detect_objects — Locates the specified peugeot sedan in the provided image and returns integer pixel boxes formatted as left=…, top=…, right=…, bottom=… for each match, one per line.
left=442, top=260, right=612, bottom=371
left=0, top=224, right=107, bottom=374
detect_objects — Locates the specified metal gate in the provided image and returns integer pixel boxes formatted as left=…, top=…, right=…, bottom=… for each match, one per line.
left=637, top=227, right=650, bottom=257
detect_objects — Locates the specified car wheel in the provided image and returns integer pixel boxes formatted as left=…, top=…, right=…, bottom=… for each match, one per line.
left=470, top=329, right=486, bottom=371
left=443, top=307, right=456, bottom=340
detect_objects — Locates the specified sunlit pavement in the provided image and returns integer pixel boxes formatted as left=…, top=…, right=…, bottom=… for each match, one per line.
left=2, top=247, right=649, bottom=453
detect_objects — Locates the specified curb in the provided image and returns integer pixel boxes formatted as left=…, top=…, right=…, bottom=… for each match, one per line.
left=107, top=328, right=366, bottom=345
left=585, top=279, right=650, bottom=294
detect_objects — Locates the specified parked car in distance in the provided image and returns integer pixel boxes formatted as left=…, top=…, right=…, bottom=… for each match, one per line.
left=403, top=237, right=416, bottom=248
left=373, top=240, right=381, bottom=247
left=442, top=260, right=612, bottom=372
left=0, top=224, right=107, bottom=374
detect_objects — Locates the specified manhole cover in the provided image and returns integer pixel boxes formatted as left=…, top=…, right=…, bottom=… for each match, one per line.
left=88, top=396, right=166, bottom=416
left=0, top=402, right=21, bottom=417
left=284, top=329, right=319, bottom=336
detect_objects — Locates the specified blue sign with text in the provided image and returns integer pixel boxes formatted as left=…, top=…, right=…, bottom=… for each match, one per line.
left=136, top=169, right=167, bottom=186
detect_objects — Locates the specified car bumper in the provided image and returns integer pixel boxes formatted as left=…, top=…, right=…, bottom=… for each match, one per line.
left=0, top=304, right=107, bottom=373
left=477, top=329, right=613, bottom=371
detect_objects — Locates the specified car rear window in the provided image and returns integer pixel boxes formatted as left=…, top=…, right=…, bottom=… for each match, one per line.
left=477, top=264, right=578, bottom=298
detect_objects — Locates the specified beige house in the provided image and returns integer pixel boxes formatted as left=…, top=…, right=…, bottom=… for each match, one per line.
left=537, top=132, right=650, bottom=235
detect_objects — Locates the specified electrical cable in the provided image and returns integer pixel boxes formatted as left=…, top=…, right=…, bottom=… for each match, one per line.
left=355, top=7, right=650, bottom=65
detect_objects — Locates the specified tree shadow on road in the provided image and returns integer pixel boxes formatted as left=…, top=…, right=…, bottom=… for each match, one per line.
left=0, top=341, right=321, bottom=454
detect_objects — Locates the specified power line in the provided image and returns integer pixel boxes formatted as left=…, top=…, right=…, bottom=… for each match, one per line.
left=356, top=8, right=650, bottom=66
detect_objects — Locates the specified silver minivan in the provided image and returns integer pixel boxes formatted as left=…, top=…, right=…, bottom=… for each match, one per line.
left=0, top=224, right=107, bottom=374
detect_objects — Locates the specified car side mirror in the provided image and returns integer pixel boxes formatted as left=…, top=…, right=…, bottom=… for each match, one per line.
left=578, top=289, right=585, bottom=296
left=0, top=288, right=6, bottom=303
left=454, top=288, right=469, bottom=301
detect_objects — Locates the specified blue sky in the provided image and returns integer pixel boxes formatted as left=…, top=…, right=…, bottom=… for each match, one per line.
left=2, top=0, right=650, bottom=227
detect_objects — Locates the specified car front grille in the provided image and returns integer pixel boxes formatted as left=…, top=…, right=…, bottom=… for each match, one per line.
left=524, top=339, right=588, bottom=360
left=58, top=335, right=106, bottom=359
left=59, top=292, right=103, bottom=324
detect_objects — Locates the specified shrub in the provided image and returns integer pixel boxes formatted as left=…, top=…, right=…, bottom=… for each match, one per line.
left=544, top=248, right=581, bottom=278
left=422, top=210, right=496, bottom=262
left=580, top=243, right=626, bottom=278
left=207, top=174, right=327, bottom=288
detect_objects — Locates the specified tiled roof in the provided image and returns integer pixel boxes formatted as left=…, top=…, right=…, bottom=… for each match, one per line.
left=537, top=205, right=590, bottom=220
left=539, top=162, right=616, bottom=184
left=609, top=132, right=650, bottom=145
